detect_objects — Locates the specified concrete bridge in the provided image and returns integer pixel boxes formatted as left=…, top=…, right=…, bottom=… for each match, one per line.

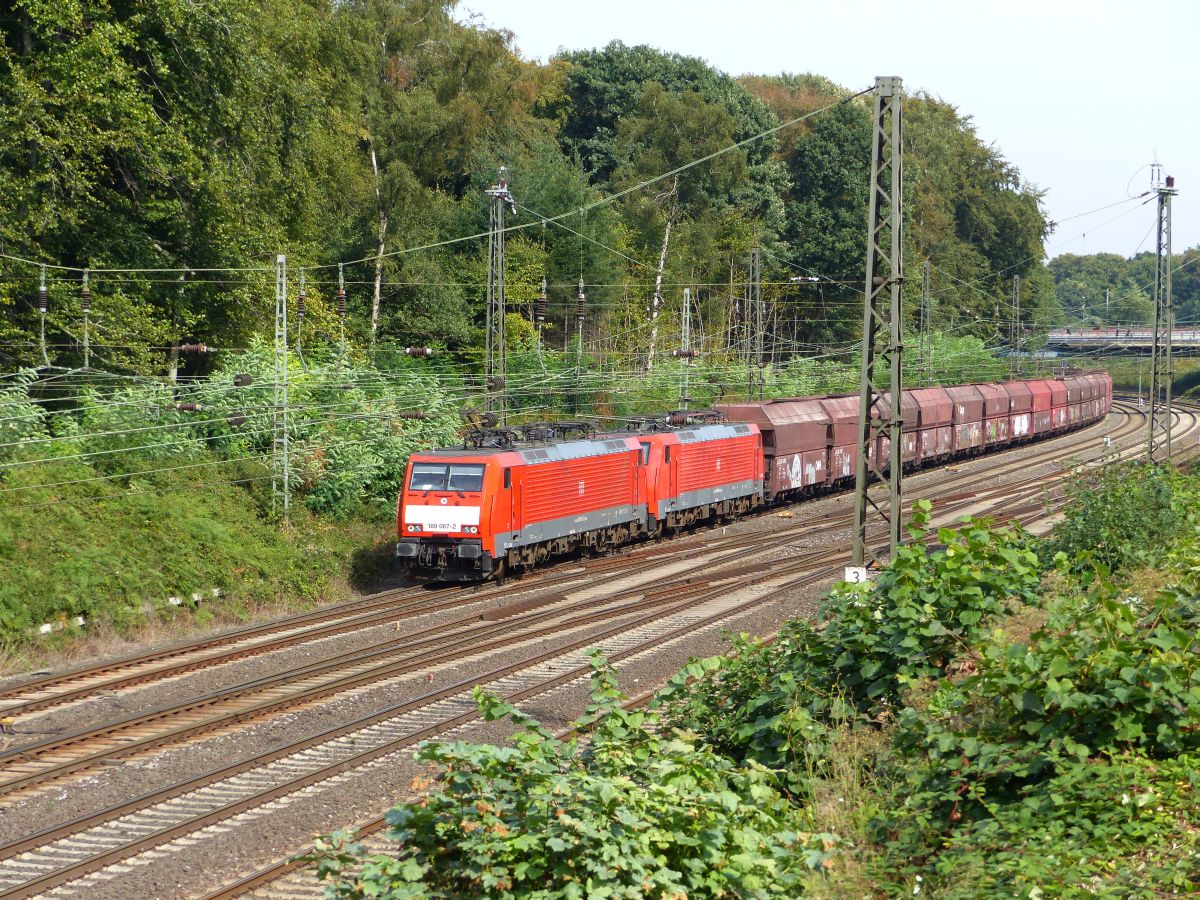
left=1044, top=327, right=1200, bottom=356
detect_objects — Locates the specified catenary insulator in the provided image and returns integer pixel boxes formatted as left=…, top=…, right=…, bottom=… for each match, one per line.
left=671, top=349, right=698, bottom=359
left=81, top=271, right=91, bottom=312
left=174, top=402, right=203, bottom=412
left=405, top=347, right=433, bottom=357
left=337, top=287, right=346, bottom=319
left=576, top=288, right=585, bottom=325
left=179, top=342, right=208, bottom=353
left=535, top=277, right=547, bottom=323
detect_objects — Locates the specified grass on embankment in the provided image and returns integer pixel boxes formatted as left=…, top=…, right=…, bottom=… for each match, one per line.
left=0, top=457, right=398, bottom=674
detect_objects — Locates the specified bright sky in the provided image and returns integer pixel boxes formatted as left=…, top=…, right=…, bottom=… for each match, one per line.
left=459, top=0, right=1197, bottom=259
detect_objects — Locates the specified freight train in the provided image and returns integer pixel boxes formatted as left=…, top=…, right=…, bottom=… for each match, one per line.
left=394, top=372, right=1112, bottom=581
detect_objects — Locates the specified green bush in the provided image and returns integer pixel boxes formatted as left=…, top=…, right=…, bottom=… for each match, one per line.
left=0, top=457, right=347, bottom=639
left=1047, top=461, right=1194, bottom=574
left=879, top=569, right=1200, bottom=896
left=311, top=654, right=834, bottom=899
left=657, top=502, right=1041, bottom=783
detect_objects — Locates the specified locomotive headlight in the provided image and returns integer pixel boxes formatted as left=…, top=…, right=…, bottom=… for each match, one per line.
left=463, top=526, right=478, bottom=534
left=406, top=524, right=420, bottom=532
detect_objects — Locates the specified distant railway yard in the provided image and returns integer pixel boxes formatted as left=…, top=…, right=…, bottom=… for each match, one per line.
left=0, top=399, right=1187, bottom=898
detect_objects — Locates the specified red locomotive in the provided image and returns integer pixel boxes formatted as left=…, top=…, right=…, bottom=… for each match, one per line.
left=395, top=372, right=1112, bottom=581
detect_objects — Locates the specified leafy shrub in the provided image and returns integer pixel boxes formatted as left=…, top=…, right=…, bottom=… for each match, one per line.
left=880, top=569, right=1200, bottom=896
left=311, top=654, right=834, bottom=899
left=876, top=750, right=1200, bottom=898
left=657, top=502, right=1041, bottom=782
left=0, top=370, right=48, bottom=454
left=1047, top=461, right=1194, bottom=574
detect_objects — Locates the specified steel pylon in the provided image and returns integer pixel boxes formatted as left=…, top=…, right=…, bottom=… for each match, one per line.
left=852, top=76, right=904, bottom=568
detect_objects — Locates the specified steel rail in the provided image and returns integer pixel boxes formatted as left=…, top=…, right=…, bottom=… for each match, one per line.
left=0, top=405, right=1134, bottom=718
left=1, top=401, right=1194, bottom=898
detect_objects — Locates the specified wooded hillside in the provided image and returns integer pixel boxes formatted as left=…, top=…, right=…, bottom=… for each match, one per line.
left=1, top=0, right=1055, bottom=373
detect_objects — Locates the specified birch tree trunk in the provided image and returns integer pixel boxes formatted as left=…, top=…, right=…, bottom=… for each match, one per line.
left=370, top=144, right=387, bottom=345
left=645, top=176, right=680, bottom=373
left=644, top=216, right=672, bottom=372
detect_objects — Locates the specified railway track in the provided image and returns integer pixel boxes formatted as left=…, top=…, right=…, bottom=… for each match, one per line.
left=0, top=401, right=1193, bottom=899
left=0, top=403, right=1150, bottom=723
left=0, top=407, right=1149, bottom=792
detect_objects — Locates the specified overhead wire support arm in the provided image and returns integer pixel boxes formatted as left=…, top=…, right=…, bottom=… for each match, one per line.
left=852, top=75, right=905, bottom=569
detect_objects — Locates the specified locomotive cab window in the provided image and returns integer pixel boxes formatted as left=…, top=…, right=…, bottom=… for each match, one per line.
left=639, top=442, right=651, bottom=465
left=503, top=468, right=511, bottom=488
left=664, top=446, right=671, bottom=464
left=447, top=464, right=486, bottom=492
left=409, top=463, right=449, bottom=491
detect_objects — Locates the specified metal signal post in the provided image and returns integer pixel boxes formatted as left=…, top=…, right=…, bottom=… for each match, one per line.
left=1147, top=174, right=1177, bottom=462
left=852, top=75, right=904, bottom=568
left=750, top=247, right=764, bottom=400
left=272, top=253, right=290, bottom=523
left=918, top=260, right=931, bottom=384
left=486, top=169, right=515, bottom=425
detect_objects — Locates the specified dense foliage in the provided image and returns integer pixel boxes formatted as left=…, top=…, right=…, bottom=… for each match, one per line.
left=1049, top=248, right=1200, bottom=327
left=0, top=349, right=460, bottom=640
left=312, top=655, right=834, bottom=899
left=1047, top=460, right=1196, bottom=574
left=656, top=502, right=1042, bottom=786
left=657, top=472, right=1200, bottom=896
left=320, top=471, right=1200, bottom=896
left=0, top=0, right=1059, bottom=377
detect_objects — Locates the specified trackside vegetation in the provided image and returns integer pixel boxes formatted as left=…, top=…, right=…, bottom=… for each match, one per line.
left=312, top=466, right=1200, bottom=897
left=0, top=330, right=1008, bottom=654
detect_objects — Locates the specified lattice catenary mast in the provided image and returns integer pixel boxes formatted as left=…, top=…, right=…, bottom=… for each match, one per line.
left=852, top=75, right=904, bottom=568
left=1147, top=173, right=1178, bottom=462
left=918, top=259, right=931, bottom=384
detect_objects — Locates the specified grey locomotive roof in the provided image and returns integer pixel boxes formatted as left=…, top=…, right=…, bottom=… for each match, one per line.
left=518, top=437, right=632, bottom=465
left=673, top=423, right=753, bottom=443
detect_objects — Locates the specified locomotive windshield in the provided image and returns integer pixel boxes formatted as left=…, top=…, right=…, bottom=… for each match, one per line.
left=408, top=463, right=486, bottom=492
left=448, top=464, right=486, bottom=492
